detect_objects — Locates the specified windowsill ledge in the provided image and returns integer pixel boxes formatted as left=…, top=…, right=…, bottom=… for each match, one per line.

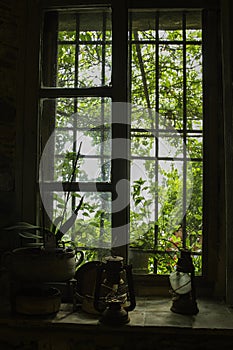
left=0, top=297, right=233, bottom=335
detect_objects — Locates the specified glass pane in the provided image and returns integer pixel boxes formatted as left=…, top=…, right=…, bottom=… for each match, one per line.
left=186, top=161, right=203, bottom=248
left=130, top=11, right=156, bottom=40
left=42, top=9, right=112, bottom=87
left=186, top=161, right=203, bottom=275
left=159, top=12, right=183, bottom=40
left=40, top=97, right=111, bottom=182
left=131, top=43, right=156, bottom=115
left=159, top=44, right=183, bottom=129
left=129, top=250, right=154, bottom=274
left=156, top=252, right=178, bottom=275
left=78, top=44, right=111, bottom=87
left=186, top=44, right=203, bottom=130
left=44, top=191, right=112, bottom=252
left=129, top=158, right=187, bottom=248
left=57, top=45, right=75, bottom=87
left=54, top=192, right=111, bottom=248
left=131, top=130, right=155, bottom=158
left=130, top=102, right=157, bottom=130
left=186, top=135, right=203, bottom=159
left=130, top=160, right=156, bottom=248
left=158, top=133, right=183, bottom=158
left=157, top=160, right=185, bottom=236
left=129, top=10, right=203, bottom=274
left=186, top=11, right=202, bottom=41
left=58, top=30, right=76, bottom=42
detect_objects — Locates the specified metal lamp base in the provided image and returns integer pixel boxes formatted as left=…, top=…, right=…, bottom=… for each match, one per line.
left=170, top=293, right=199, bottom=315
left=99, top=302, right=130, bottom=326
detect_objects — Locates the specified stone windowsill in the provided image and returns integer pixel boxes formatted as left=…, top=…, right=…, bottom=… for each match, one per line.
left=0, top=297, right=233, bottom=335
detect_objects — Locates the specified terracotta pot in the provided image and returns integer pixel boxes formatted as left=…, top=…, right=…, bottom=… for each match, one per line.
left=128, top=248, right=150, bottom=274
left=4, top=247, right=84, bottom=282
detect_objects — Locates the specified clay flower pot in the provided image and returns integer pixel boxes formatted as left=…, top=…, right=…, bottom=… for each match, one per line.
left=4, top=246, right=84, bottom=282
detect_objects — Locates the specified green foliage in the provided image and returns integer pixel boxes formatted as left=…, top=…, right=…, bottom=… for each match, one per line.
left=46, top=19, right=203, bottom=274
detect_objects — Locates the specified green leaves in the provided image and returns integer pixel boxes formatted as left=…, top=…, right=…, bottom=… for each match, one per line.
left=49, top=17, right=203, bottom=274
left=5, top=222, right=41, bottom=231
left=18, top=232, right=43, bottom=240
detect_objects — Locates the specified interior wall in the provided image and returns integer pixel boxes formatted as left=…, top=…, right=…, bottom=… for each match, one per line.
left=0, top=0, right=231, bottom=302
left=220, top=0, right=233, bottom=305
left=0, top=0, right=25, bottom=251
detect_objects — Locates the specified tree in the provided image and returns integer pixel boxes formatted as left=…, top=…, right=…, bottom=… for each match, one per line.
left=42, top=13, right=203, bottom=274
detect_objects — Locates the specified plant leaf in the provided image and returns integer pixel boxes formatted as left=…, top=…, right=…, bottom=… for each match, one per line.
left=56, top=196, right=84, bottom=241
left=19, top=232, right=43, bottom=240
left=5, top=222, right=42, bottom=231
left=24, top=243, right=44, bottom=247
left=51, top=216, right=63, bottom=233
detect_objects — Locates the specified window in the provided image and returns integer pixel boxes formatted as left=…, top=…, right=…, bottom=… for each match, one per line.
left=128, top=10, right=203, bottom=275
left=37, top=0, right=221, bottom=292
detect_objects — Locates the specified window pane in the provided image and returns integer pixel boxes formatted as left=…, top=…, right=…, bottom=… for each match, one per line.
left=186, top=162, right=203, bottom=249
left=131, top=43, right=156, bottom=114
left=186, top=135, right=203, bottom=159
left=41, top=190, right=112, bottom=261
left=130, top=11, right=156, bottom=40
left=40, top=8, right=203, bottom=276
left=52, top=191, right=111, bottom=245
left=130, top=160, right=156, bottom=245
left=42, top=9, right=112, bottom=88
left=131, top=130, right=155, bottom=158
left=159, top=12, right=183, bottom=40
left=158, top=134, right=183, bottom=158
left=186, top=11, right=202, bottom=41
left=40, top=97, right=111, bottom=182
left=159, top=44, right=183, bottom=130
left=57, top=44, right=76, bottom=87
left=129, top=10, right=203, bottom=275
left=186, top=44, right=203, bottom=130
left=78, top=44, right=111, bottom=87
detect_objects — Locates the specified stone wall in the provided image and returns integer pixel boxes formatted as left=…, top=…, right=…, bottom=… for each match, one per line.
left=0, top=0, right=25, bottom=247
left=0, top=1, right=232, bottom=349
left=0, top=0, right=18, bottom=192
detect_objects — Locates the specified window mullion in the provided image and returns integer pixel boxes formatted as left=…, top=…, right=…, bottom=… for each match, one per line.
left=182, top=12, right=187, bottom=248
left=111, top=0, right=129, bottom=259
left=70, top=14, right=80, bottom=241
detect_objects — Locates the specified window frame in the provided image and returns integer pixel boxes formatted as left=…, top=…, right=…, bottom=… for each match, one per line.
left=17, top=0, right=224, bottom=297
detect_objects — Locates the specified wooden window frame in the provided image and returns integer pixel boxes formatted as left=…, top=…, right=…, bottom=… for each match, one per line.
left=17, top=0, right=224, bottom=297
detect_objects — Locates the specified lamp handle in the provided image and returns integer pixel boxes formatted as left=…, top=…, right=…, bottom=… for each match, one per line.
left=124, top=264, right=136, bottom=312
left=74, top=248, right=84, bottom=268
left=93, top=262, right=105, bottom=312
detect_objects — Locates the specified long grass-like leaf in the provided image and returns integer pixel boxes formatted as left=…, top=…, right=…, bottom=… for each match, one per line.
left=24, top=243, right=44, bottom=247
left=51, top=216, right=63, bottom=234
left=56, top=196, right=84, bottom=241
left=58, top=142, right=82, bottom=237
left=5, top=222, right=42, bottom=230
left=19, top=232, right=43, bottom=240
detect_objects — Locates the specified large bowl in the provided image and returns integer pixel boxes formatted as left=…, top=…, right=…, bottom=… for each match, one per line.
left=14, top=286, right=61, bottom=315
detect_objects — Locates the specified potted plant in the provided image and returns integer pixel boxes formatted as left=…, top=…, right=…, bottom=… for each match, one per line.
left=129, top=226, right=155, bottom=274
left=4, top=144, right=85, bottom=283
left=4, top=197, right=84, bottom=282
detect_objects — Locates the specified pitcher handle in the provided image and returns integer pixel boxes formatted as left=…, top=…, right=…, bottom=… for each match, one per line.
left=74, top=248, right=84, bottom=268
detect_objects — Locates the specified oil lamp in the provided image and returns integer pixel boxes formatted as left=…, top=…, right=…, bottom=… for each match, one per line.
left=94, top=255, right=136, bottom=325
left=169, top=249, right=199, bottom=315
